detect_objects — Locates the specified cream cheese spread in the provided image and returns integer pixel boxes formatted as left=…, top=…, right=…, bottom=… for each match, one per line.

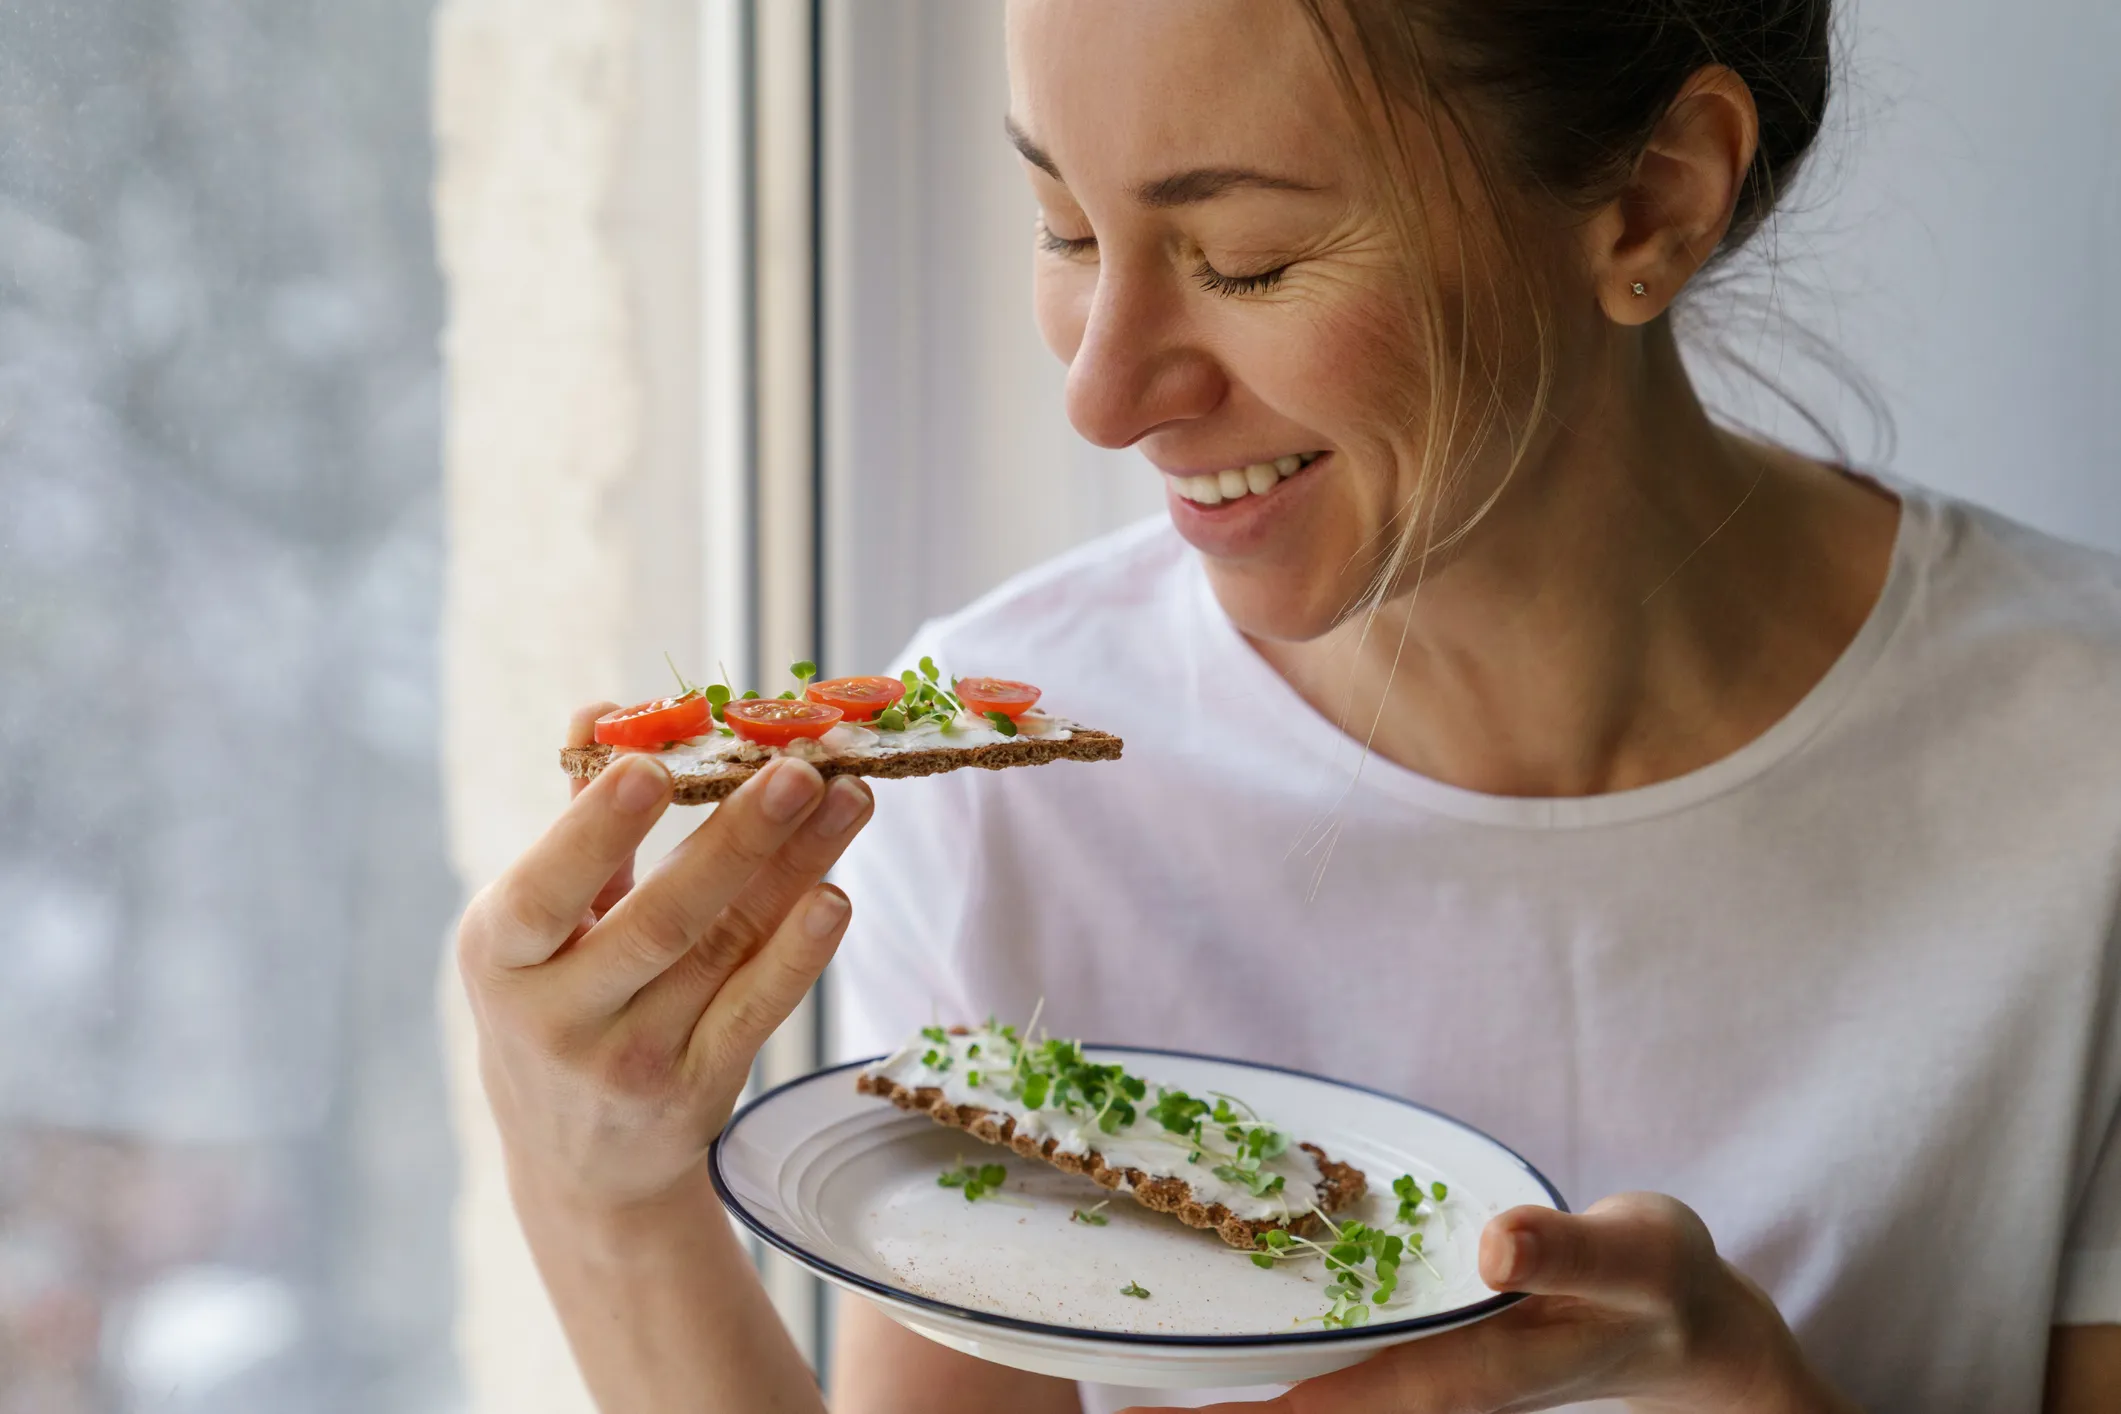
left=865, top=1026, right=1324, bottom=1222
left=632, top=711, right=1077, bottom=779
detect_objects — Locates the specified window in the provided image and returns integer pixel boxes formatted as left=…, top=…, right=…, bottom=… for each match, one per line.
left=0, top=1, right=457, bottom=1409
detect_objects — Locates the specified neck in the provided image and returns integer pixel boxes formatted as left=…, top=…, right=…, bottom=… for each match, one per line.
left=1253, top=322, right=1900, bottom=798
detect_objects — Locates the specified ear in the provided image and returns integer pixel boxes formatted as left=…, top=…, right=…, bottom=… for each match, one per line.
left=1583, top=65, right=1760, bottom=326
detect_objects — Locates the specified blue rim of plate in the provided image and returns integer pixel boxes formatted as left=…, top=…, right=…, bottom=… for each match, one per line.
left=709, top=1043, right=1569, bottom=1350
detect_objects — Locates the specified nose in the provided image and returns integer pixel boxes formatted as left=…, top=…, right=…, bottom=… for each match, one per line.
left=1061, top=263, right=1226, bottom=451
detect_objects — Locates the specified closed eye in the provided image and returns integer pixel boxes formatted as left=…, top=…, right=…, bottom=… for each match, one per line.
left=1036, top=220, right=1097, bottom=259
left=1194, top=259, right=1288, bottom=297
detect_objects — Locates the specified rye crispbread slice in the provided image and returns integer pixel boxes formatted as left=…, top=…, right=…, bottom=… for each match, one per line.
left=855, top=1069, right=1369, bottom=1250
left=560, top=727, right=1123, bottom=806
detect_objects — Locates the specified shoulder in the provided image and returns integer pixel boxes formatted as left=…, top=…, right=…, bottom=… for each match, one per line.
left=1865, top=487, right=2121, bottom=792
left=1910, top=489, right=2121, bottom=673
left=893, top=515, right=1191, bottom=681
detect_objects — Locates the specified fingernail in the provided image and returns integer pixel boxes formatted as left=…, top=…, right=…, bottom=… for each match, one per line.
left=760, top=759, right=823, bottom=824
left=1505, top=1231, right=1538, bottom=1285
left=805, top=888, right=850, bottom=938
left=612, top=757, right=669, bottom=814
left=811, top=778, right=869, bottom=836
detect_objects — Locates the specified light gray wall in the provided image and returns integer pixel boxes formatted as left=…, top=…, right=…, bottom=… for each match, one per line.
left=822, top=0, right=2121, bottom=684
left=1702, top=0, right=2121, bottom=550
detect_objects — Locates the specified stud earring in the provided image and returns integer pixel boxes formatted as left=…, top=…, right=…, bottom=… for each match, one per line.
left=1630, top=281, right=1648, bottom=297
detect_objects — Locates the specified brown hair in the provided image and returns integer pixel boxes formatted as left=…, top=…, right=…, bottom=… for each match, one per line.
left=1290, top=0, right=1835, bottom=606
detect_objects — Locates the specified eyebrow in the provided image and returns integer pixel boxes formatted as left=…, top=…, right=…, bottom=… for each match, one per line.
left=1005, top=116, right=1321, bottom=208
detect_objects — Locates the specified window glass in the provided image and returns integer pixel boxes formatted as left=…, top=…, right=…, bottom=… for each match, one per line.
left=0, top=2, right=458, bottom=1409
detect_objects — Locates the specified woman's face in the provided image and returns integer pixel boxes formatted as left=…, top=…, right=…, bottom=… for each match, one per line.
left=1007, top=0, right=1556, bottom=641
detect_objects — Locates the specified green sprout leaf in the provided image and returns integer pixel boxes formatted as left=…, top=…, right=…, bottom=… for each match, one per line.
left=1072, top=1202, right=1110, bottom=1227
left=920, top=656, right=942, bottom=682
left=937, top=1160, right=1007, bottom=1202
left=921, top=1026, right=949, bottom=1045
left=877, top=707, right=908, bottom=732
left=790, top=660, right=817, bottom=683
left=984, top=710, right=1019, bottom=737
left=1120, top=1281, right=1151, bottom=1299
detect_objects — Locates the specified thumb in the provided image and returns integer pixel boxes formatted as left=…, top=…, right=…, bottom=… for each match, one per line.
left=1479, top=1192, right=1714, bottom=1307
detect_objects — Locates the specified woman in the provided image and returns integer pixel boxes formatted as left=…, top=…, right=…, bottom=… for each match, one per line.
left=456, top=1, right=2121, bottom=1410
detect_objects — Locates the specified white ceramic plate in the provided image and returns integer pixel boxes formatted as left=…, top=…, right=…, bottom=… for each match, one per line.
left=712, top=1047, right=1566, bottom=1389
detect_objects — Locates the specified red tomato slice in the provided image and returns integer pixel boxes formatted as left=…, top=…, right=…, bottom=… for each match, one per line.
left=723, top=698, right=844, bottom=746
left=805, top=675, right=906, bottom=722
left=954, top=677, right=1041, bottom=720
left=595, top=694, right=713, bottom=748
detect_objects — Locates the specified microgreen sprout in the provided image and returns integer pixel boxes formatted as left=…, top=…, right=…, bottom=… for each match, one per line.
left=984, top=710, right=1018, bottom=736
left=791, top=660, right=817, bottom=687
left=1243, top=1175, right=1449, bottom=1328
left=1119, top=1280, right=1151, bottom=1299
left=1071, top=1201, right=1110, bottom=1226
left=664, top=651, right=702, bottom=699
left=1147, top=1087, right=1289, bottom=1195
left=884, top=658, right=967, bottom=732
left=936, top=1160, right=1008, bottom=1202
left=1392, top=1174, right=1425, bottom=1225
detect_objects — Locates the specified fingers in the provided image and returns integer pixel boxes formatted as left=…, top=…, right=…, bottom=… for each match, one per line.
left=625, top=775, right=874, bottom=1045
left=568, top=700, right=620, bottom=749
left=690, top=884, right=853, bottom=1081
left=558, top=756, right=829, bottom=1014
left=468, top=752, right=673, bottom=971
left=565, top=704, right=635, bottom=919
left=568, top=699, right=620, bottom=802
left=1480, top=1193, right=1714, bottom=1309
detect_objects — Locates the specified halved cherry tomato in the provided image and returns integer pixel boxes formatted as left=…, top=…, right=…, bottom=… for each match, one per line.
left=805, top=675, right=906, bottom=722
left=954, top=677, right=1041, bottom=720
left=595, top=694, right=713, bottom=748
left=723, top=697, right=844, bottom=746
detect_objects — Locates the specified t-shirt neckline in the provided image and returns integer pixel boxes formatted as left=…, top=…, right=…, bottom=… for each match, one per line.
left=1194, top=480, right=1934, bottom=830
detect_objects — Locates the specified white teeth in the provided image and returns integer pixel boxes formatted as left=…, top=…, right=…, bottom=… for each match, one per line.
left=1182, top=474, right=1224, bottom=505
left=1170, top=452, right=1323, bottom=505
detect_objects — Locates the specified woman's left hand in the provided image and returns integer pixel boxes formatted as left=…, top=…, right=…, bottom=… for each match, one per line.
left=1127, top=1193, right=1859, bottom=1414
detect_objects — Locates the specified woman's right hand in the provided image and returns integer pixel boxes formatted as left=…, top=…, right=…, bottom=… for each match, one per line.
left=457, top=702, right=875, bottom=1213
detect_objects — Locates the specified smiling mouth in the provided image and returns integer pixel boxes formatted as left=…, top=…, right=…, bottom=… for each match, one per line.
left=1165, top=451, right=1325, bottom=507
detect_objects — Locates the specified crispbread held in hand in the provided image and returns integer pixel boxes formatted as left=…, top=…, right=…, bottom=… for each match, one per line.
left=562, top=721, right=1122, bottom=805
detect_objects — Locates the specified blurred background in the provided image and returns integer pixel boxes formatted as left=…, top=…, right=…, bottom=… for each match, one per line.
left=0, top=1, right=456, bottom=1410
left=0, top=0, right=2114, bottom=1410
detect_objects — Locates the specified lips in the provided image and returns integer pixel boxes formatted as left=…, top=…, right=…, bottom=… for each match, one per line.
left=1163, top=451, right=1324, bottom=508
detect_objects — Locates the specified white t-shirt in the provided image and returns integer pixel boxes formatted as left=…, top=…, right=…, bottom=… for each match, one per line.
left=829, top=483, right=2121, bottom=1414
